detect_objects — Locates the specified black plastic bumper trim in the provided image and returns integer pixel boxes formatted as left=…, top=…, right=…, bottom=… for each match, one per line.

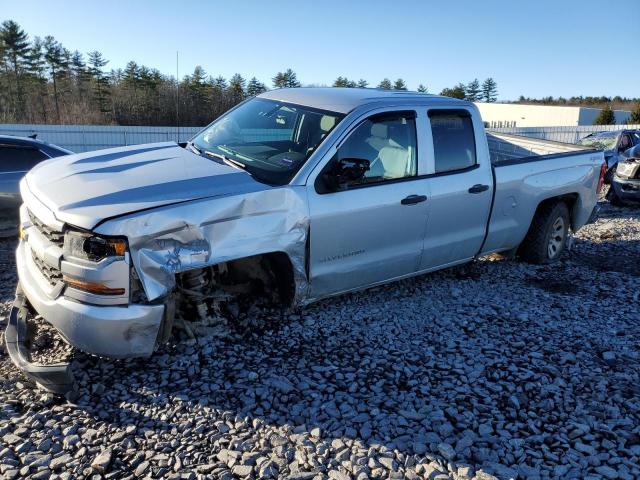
left=4, top=285, right=75, bottom=394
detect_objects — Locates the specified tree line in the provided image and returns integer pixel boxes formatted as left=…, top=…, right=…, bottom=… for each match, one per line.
left=3, top=19, right=636, bottom=127
left=0, top=20, right=503, bottom=126
left=513, top=95, right=640, bottom=125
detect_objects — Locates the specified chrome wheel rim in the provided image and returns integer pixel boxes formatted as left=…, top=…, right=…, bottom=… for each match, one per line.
left=548, top=217, right=565, bottom=258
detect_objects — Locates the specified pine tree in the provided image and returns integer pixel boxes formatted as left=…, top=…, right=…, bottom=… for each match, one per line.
left=440, top=84, right=466, bottom=99
left=43, top=36, right=67, bottom=121
left=333, top=76, right=348, bottom=87
left=123, top=61, right=141, bottom=87
left=212, top=76, right=227, bottom=91
left=246, top=77, right=267, bottom=97
left=1, top=20, right=30, bottom=114
left=273, top=68, right=300, bottom=88
left=70, top=50, right=88, bottom=86
left=377, top=78, right=392, bottom=89
left=356, top=79, right=368, bottom=88
left=87, top=50, right=110, bottom=114
left=628, top=102, right=640, bottom=124
left=593, top=106, right=615, bottom=125
left=481, top=78, right=498, bottom=102
left=465, top=78, right=481, bottom=101
left=228, top=73, right=246, bottom=102
left=417, top=84, right=428, bottom=93
left=333, top=76, right=355, bottom=88
left=393, top=78, right=407, bottom=90
left=27, top=36, right=48, bottom=121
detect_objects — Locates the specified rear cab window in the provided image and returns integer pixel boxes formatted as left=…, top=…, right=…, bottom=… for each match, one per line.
left=428, top=110, right=477, bottom=173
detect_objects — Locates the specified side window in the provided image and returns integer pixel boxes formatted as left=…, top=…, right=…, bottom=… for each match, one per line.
left=429, top=110, right=477, bottom=173
left=619, top=134, right=631, bottom=151
left=335, top=113, right=417, bottom=186
left=0, top=145, right=48, bottom=171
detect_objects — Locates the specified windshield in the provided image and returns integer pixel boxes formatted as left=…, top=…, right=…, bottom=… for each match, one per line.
left=191, top=98, right=344, bottom=185
left=577, top=134, right=618, bottom=151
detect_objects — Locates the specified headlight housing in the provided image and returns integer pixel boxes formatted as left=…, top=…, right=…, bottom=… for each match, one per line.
left=63, top=231, right=127, bottom=262
left=615, top=161, right=637, bottom=179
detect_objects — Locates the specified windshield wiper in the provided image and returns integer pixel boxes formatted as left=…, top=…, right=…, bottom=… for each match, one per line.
left=217, top=145, right=255, bottom=164
left=203, top=149, right=246, bottom=171
left=188, top=142, right=202, bottom=154
left=204, top=150, right=226, bottom=162
left=223, top=156, right=247, bottom=170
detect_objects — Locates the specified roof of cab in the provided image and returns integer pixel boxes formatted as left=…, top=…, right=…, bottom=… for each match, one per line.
left=258, top=87, right=468, bottom=114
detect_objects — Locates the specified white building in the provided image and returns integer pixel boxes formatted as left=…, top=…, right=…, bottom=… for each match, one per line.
left=475, top=102, right=632, bottom=128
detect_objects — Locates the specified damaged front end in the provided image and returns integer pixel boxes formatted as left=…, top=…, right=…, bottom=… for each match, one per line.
left=8, top=185, right=309, bottom=394
left=611, top=155, right=640, bottom=203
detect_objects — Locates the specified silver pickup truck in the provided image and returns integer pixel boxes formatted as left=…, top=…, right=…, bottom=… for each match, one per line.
left=6, top=88, right=606, bottom=392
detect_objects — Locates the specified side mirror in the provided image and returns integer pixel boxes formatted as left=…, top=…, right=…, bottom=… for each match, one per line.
left=316, top=157, right=371, bottom=193
left=333, top=157, right=370, bottom=185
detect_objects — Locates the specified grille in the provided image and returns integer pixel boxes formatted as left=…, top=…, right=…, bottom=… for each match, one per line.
left=32, top=253, right=63, bottom=285
left=27, top=210, right=64, bottom=286
left=28, top=210, right=64, bottom=247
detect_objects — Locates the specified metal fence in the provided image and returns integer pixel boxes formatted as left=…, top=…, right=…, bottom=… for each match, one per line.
left=1, top=123, right=639, bottom=153
left=0, top=124, right=201, bottom=152
left=489, top=124, right=640, bottom=144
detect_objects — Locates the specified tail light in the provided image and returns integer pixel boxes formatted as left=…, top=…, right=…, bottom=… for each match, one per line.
left=597, top=162, right=607, bottom=194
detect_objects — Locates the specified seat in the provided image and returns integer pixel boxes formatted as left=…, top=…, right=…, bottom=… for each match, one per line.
left=377, top=145, right=411, bottom=179
left=366, top=123, right=390, bottom=151
left=307, top=115, right=337, bottom=154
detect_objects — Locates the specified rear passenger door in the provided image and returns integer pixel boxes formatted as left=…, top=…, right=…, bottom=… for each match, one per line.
left=419, top=109, right=493, bottom=270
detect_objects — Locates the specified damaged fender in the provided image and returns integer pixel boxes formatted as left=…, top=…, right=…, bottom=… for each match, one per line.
left=94, top=186, right=310, bottom=305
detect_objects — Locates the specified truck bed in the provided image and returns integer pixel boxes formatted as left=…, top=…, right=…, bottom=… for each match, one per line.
left=481, top=132, right=604, bottom=256
left=487, top=132, right=593, bottom=166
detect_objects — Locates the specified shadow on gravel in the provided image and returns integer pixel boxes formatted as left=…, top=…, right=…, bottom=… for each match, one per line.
left=525, top=273, right=585, bottom=295
left=570, top=240, right=640, bottom=277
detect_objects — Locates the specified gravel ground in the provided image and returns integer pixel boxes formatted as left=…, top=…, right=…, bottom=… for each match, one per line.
left=0, top=201, right=639, bottom=480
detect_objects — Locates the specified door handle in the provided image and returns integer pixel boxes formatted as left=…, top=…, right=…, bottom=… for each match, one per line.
left=401, top=194, right=427, bottom=205
left=468, top=184, right=489, bottom=194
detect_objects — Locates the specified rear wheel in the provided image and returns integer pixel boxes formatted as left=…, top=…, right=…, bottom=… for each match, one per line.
left=518, top=201, right=570, bottom=264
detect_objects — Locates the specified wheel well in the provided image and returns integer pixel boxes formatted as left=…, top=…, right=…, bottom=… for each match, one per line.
left=533, top=193, right=578, bottom=230
left=257, top=251, right=296, bottom=306
left=177, top=251, right=296, bottom=308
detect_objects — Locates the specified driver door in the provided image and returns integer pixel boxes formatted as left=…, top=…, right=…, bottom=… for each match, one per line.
left=306, top=111, right=430, bottom=298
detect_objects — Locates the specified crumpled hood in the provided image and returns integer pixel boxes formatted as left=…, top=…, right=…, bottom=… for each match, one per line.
left=25, top=142, right=268, bottom=230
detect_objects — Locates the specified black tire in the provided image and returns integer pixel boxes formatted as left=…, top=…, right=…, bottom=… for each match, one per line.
left=518, top=201, right=570, bottom=264
left=603, top=165, right=616, bottom=185
left=606, top=185, right=625, bottom=206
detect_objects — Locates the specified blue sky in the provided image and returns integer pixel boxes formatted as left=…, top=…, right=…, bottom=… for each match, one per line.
left=2, top=0, right=639, bottom=100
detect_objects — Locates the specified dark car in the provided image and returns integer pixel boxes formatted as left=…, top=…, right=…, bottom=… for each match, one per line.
left=0, top=135, right=72, bottom=210
left=577, top=129, right=640, bottom=183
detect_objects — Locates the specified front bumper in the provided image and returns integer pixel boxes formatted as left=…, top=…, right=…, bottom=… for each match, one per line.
left=612, top=175, right=640, bottom=202
left=6, top=240, right=166, bottom=393
left=16, top=239, right=165, bottom=358
left=5, top=286, right=75, bottom=394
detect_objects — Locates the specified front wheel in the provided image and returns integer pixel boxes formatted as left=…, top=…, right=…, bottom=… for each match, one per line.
left=518, top=202, right=570, bottom=264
